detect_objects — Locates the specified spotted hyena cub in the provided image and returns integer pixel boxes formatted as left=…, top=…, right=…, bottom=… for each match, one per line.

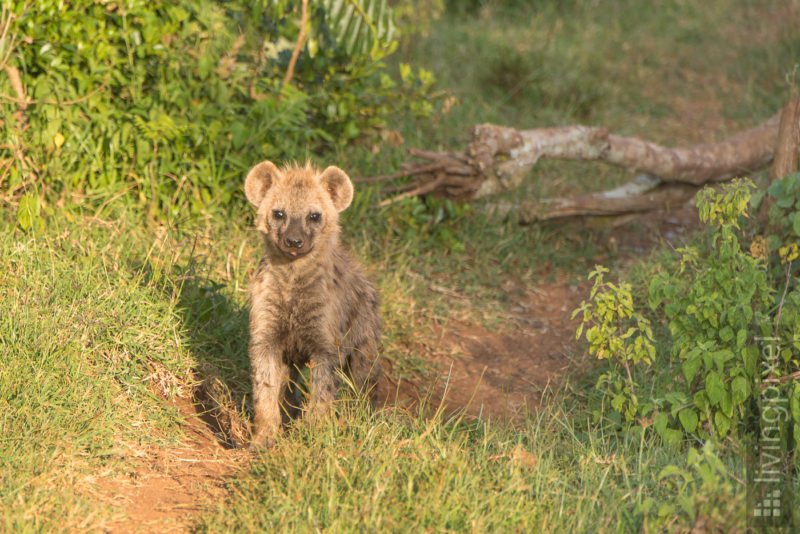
left=244, top=160, right=382, bottom=447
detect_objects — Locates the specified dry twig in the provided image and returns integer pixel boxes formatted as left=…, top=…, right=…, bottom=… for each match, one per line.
left=281, top=0, right=309, bottom=89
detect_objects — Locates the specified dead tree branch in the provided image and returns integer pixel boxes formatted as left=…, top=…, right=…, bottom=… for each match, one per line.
left=361, top=108, right=786, bottom=221
left=282, top=0, right=309, bottom=89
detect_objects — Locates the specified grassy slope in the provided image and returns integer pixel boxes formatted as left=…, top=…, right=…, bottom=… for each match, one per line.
left=0, top=215, right=191, bottom=530
left=2, top=0, right=798, bottom=531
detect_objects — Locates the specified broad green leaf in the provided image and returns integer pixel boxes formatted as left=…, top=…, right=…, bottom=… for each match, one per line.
left=693, top=390, right=709, bottom=411
left=742, top=346, right=759, bottom=377
left=711, top=349, right=734, bottom=370
left=731, top=376, right=750, bottom=405
left=654, top=412, right=669, bottom=435
left=682, top=357, right=702, bottom=383
left=736, top=328, right=746, bottom=349
left=678, top=408, right=698, bottom=433
left=705, top=372, right=725, bottom=406
left=714, top=411, right=731, bottom=436
left=719, top=326, right=734, bottom=342
left=776, top=193, right=795, bottom=208
left=719, top=392, right=733, bottom=417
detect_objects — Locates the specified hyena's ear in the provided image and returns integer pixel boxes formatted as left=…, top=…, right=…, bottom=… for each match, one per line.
left=244, top=161, right=282, bottom=207
left=319, top=166, right=354, bottom=212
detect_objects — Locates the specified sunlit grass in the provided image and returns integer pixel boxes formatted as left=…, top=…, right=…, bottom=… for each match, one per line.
left=199, top=391, right=746, bottom=532
left=2, top=0, right=798, bottom=530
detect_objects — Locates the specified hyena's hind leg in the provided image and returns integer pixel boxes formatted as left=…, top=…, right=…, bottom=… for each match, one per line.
left=348, top=343, right=383, bottom=406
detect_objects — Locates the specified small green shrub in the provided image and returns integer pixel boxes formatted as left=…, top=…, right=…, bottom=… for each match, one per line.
left=648, top=179, right=772, bottom=441
left=577, top=178, right=799, bottom=446
left=573, top=265, right=656, bottom=423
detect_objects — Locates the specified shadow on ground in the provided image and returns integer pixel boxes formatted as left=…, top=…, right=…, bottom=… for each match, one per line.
left=171, top=265, right=252, bottom=448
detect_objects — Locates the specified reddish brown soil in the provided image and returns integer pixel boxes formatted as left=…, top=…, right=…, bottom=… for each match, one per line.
left=385, top=280, right=587, bottom=420
left=91, top=399, right=248, bottom=533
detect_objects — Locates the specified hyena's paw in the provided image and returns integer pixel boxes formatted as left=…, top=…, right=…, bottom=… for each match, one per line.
left=304, top=399, right=336, bottom=425
left=248, top=425, right=280, bottom=451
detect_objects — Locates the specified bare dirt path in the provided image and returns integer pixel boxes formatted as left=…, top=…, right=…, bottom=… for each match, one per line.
left=385, top=279, right=587, bottom=420
left=387, top=200, right=699, bottom=419
left=90, top=398, right=248, bottom=533
left=433, top=280, right=586, bottom=418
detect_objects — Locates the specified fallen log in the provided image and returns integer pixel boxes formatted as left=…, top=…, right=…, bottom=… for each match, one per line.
left=360, top=105, right=792, bottom=221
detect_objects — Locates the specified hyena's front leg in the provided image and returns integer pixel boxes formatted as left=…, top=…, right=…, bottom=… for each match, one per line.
left=306, top=355, right=339, bottom=420
left=250, top=341, right=288, bottom=448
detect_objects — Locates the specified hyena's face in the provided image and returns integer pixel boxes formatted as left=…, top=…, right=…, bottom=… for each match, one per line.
left=244, top=161, right=354, bottom=260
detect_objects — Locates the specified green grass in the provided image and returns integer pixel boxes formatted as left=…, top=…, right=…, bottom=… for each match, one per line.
left=2, top=0, right=799, bottom=531
left=0, top=205, right=760, bottom=532
left=198, top=395, right=746, bottom=532
left=399, top=0, right=798, bottom=135
left=0, top=205, right=783, bottom=531
left=0, top=215, right=193, bottom=530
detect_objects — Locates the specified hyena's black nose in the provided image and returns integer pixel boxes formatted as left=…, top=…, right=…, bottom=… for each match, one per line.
left=284, top=237, right=304, bottom=248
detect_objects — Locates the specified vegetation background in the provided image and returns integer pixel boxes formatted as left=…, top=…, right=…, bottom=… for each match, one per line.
left=1, top=0, right=798, bottom=531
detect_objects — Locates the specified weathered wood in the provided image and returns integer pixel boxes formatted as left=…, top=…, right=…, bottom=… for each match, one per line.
left=516, top=182, right=698, bottom=223
left=470, top=114, right=780, bottom=199
left=771, top=97, right=800, bottom=180
left=363, top=108, right=785, bottom=220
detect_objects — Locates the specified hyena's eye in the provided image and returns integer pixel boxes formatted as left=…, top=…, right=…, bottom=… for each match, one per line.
left=272, top=210, right=285, bottom=220
left=308, top=212, right=322, bottom=223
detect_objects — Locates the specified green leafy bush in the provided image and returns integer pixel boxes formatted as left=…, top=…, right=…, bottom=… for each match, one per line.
left=763, top=172, right=800, bottom=448
left=648, top=180, right=772, bottom=441
left=1, top=1, right=436, bottom=217
left=577, top=178, right=799, bottom=446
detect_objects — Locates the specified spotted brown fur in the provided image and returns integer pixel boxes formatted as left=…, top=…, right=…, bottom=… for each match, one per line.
left=244, top=161, right=382, bottom=447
